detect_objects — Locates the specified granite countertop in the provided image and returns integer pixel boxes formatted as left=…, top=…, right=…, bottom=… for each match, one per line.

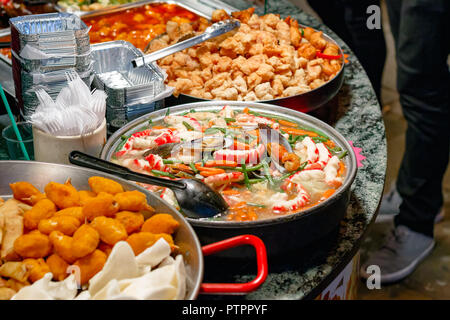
left=0, top=0, right=387, bottom=300
left=197, top=0, right=386, bottom=300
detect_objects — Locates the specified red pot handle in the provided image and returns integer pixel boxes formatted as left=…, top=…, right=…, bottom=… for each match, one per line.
left=199, top=234, right=268, bottom=294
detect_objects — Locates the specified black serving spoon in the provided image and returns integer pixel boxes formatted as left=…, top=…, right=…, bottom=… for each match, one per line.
left=68, top=151, right=228, bottom=219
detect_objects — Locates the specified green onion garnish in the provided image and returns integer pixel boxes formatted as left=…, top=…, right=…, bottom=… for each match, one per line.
left=165, top=108, right=170, bottom=116
left=247, top=202, right=267, bottom=208
left=151, top=170, right=176, bottom=179
left=225, top=117, right=236, bottom=123
left=182, top=121, right=194, bottom=131
left=338, top=150, right=348, bottom=159
left=189, top=162, right=199, bottom=174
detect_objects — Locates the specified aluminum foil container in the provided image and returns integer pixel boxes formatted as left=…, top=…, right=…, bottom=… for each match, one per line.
left=91, top=41, right=165, bottom=104
left=15, top=50, right=92, bottom=73
left=9, top=12, right=89, bottom=46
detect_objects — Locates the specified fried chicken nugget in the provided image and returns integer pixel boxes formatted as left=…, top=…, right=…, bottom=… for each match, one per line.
left=98, top=242, right=113, bottom=257
left=73, top=250, right=107, bottom=285
left=38, top=215, right=80, bottom=236
left=23, top=258, right=50, bottom=283
left=14, top=231, right=52, bottom=259
left=88, top=177, right=124, bottom=195
left=9, top=182, right=45, bottom=206
left=90, top=216, right=127, bottom=246
left=44, top=181, right=80, bottom=209
left=141, top=214, right=180, bottom=235
left=23, top=199, right=57, bottom=230
left=46, top=254, right=69, bottom=281
left=126, top=232, right=175, bottom=255
left=83, top=192, right=119, bottom=221
left=78, top=190, right=96, bottom=206
left=49, top=231, right=76, bottom=264
left=114, top=191, right=153, bottom=212
left=53, top=207, right=85, bottom=223
left=231, top=7, right=255, bottom=24
left=72, top=224, right=100, bottom=258
left=115, top=211, right=144, bottom=234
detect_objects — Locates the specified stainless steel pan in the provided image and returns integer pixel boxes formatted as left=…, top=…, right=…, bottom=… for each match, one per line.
left=0, top=161, right=267, bottom=297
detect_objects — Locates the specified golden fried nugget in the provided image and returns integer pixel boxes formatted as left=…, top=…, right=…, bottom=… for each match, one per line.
left=141, top=214, right=179, bottom=235
left=83, top=192, right=119, bottom=221
left=23, top=258, right=50, bottom=283
left=73, top=250, right=107, bottom=285
left=48, top=231, right=76, bottom=264
left=38, top=215, right=80, bottom=236
left=14, top=231, right=52, bottom=259
left=5, top=278, right=30, bottom=292
left=9, top=182, right=43, bottom=206
left=72, top=224, right=100, bottom=258
left=90, top=216, right=128, bottom=246
left=114, top=191, right=153, bottom=212
left=44, top=181, right=80, bottom=209
left=0, top=261, right=28, bottom=282
left=88, top=176, right=124, bottom=195
left=46, top=254, right=69, bottom=281
left=115, top=211, right=144, bottom=234
left=97, top=242, right=113, bottom=257
left=54, top=207, right=85, bottom=222
left=23, top=199, right=57, bottom=230
left=126, top=232, right=174, bottom=255
left=78, top=190, right=97, bottom=206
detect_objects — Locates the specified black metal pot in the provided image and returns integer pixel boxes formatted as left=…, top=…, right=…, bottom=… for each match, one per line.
left=101, top=101, right=357, bottom=259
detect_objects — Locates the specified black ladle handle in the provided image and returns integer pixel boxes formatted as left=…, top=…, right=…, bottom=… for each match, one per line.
left=69, top=151, right=186, bottom=190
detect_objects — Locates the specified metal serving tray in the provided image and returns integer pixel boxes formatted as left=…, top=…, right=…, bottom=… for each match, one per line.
left=79, top=0, right=237, bottom=20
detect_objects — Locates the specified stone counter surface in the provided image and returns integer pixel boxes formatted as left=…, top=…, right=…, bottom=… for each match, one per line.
left=200, top=0, right=386, bottom=299
left=0, top=0, right=387, bottom=300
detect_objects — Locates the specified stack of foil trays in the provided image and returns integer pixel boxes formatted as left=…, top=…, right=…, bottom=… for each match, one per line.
left=91, top=41, right=170, bottom=132
left=10, top=12, right=93, bottom=120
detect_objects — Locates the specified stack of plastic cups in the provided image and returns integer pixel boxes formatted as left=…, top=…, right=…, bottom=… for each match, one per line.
left=9, top=12, right=93, bottom=120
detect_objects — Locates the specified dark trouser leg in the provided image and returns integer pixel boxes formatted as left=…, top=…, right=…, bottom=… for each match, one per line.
left=386, top=0, right=450, bottom=237
left=307, top=0, right=386, bottom=102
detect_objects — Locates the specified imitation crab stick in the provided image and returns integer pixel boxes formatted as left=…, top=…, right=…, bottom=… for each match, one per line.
left=280, top=127, right=319, bottom=137
left=204, top=160, right=238, bottom=168
left=277, top=119, right=298, bottom=127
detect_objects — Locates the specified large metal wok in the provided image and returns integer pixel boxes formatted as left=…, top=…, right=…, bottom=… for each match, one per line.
left=101, top=101, right=357, bottom=259
left=0, top=161, right=268, bottom=298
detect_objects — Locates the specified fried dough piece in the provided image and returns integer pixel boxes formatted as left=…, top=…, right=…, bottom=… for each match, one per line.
left=38, top=215, right=80, bottom=236
left=14, top=230, right=52, bottom=259
left=88, top=177, right=124, bottom=195
left=0, top=288, right=16, bottom=300
left=53, top=207, right=85, bottom=223
left=78, top=191, right=96, bottom=206
left=0, top=199, right=28, bottom=261
left=126, top=232, right=175, bottom=255
left=23, top=258, right=50, bottom=283
left=0, top=261, right=28, bottom=282
left=46, top=254, right=69, bottom=281
left=73, top=250, right=107, bottom=285
left=83, top=192, right=119, bottom=221
left=115, top=211, right=144, bottom=234
left=72, top=224, right=100, bottom=258
left=9, top=182, right=45, bottom=206
left=141, top=214, right=179, bottom=235
left=23, top=199, right=57, bottom=230
left=49, top=231, right=76, bottom=264
left=90, top=216, right=127, bottom=246
left=114, top=191, right=153, bottom=213
left=44, top=181, right=80, bottom=209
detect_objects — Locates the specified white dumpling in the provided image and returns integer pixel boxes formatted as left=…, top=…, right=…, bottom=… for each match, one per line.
left=88, top=241, right=140, bottom=297
left=12, top=273, right=78, bottom=300
left=136, top=238, right=172, bottom=270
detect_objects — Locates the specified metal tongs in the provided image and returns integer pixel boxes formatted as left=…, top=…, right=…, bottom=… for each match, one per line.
left=132, top=19, right=240, bottom=68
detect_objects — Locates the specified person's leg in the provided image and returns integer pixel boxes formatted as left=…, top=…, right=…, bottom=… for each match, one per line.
left=361, top=0, right=449, bottom=283
left=341, top=0, right=386, bottom=102
left=393, top=0, right=450, bottom=237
